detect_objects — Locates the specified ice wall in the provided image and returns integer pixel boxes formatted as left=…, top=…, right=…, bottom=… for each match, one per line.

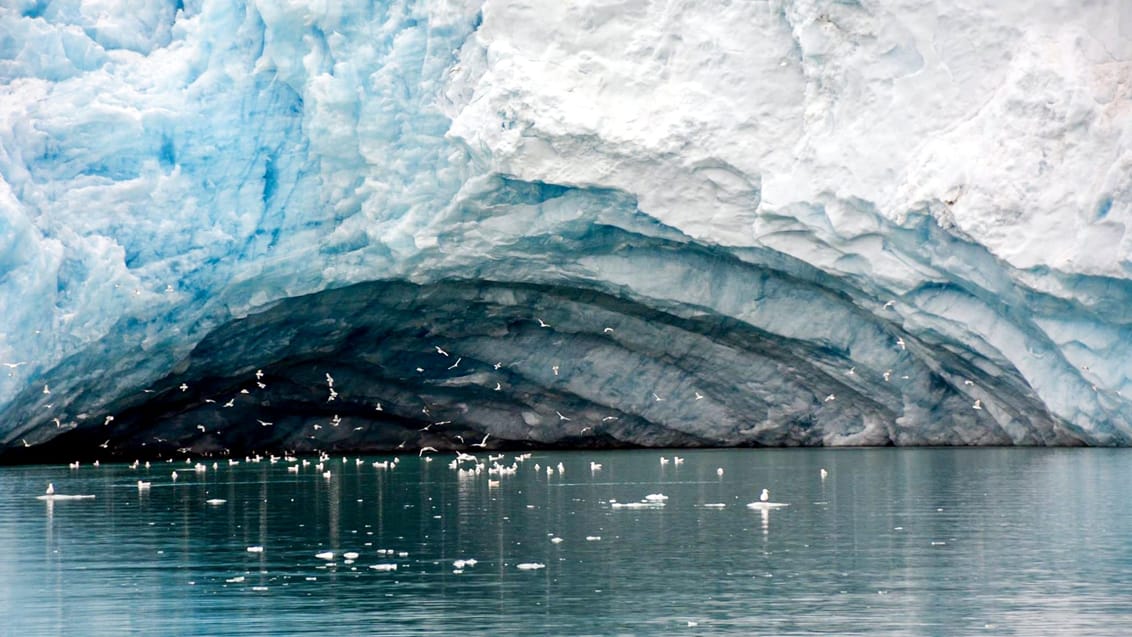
left=1, top=0, right=1130, bottom=459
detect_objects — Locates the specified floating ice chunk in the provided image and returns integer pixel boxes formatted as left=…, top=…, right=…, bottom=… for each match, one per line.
left=701, top=503, right=727, bottom=508
left=644, top=493, right=668, bottom=502
left=610, top=498, right=666, bottom=509
left=516, top=563, right=545, bottom=570
left=550, top=537, right=563, bottom=544
left=226, top=576, right=245, bottom=583
left=585, top=536, right=602, bottom=541
left=246, top=546, right=264, bottom=553
left=36, top=494, right=95, bottom=500
left=369, top=563, right=398, bottom=571
left=343, top=551, right=359, bottom=560
left=746, top=502, right=789, bottom=510
left=206, top=499, right=227, bottom=505
left=315, top=551, right=335, bottom=560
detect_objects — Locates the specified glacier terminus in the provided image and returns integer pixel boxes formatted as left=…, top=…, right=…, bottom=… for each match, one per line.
left=1, top=0, right=1130, bottom=460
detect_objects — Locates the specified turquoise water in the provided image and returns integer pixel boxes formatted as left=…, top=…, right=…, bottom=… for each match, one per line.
left=2, top=448, right=1131, bottom=635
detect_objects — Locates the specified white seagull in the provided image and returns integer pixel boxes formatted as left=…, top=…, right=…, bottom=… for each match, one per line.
left=536, top=318, right=551, bottom=328
left=435, top=346, right=449, bottom=357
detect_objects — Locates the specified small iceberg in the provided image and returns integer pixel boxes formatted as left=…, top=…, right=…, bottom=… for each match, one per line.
left=246, top=546, right=264, bottom=553
left=610, top=497, right=666, bottom=509
left=37, top=485, right=94, bottom=501
left=746, top=501, right=789, bottom=510
left=206, top=499, right=227, bottom=505
left=516, top=562, right=545, bottom=570
left=746, top=488, right=789, bottom=510
left=369, top=563, right=398, bottom=571
left=315, top=551, right=335, bottom=560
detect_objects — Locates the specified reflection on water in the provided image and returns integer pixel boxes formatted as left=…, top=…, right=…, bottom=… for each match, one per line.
left=3, top=448, right=1132, bottom=635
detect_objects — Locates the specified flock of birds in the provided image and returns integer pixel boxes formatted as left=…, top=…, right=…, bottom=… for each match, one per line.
left=32, top=444, right=838, bottom=608
left=37, top=448, right=829, bottom=519
left=12, top=307, right=994, bottom=457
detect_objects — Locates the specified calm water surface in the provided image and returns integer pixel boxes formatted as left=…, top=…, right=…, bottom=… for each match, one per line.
left=2, top=447, right=1131, bottom=636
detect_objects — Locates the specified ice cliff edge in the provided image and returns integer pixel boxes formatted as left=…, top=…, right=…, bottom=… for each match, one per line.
left=1, top=0, right=1131, bottom=459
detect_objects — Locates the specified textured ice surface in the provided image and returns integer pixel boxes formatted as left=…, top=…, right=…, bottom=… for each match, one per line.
left=1, top=0, right=1131, bottom=458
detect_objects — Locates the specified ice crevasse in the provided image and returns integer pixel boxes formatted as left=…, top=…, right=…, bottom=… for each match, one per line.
left=0, top=0, right=1130, bottom=459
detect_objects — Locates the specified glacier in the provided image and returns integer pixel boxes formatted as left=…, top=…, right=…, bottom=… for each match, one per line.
left=1, top=0, right=1131, bottom=461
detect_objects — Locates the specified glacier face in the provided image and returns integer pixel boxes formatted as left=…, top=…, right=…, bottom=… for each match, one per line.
left=1, top=0, right=1130, bottom=460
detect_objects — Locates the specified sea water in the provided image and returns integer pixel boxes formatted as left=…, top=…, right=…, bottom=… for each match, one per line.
left=2, top=448, right=1131, bottom=635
